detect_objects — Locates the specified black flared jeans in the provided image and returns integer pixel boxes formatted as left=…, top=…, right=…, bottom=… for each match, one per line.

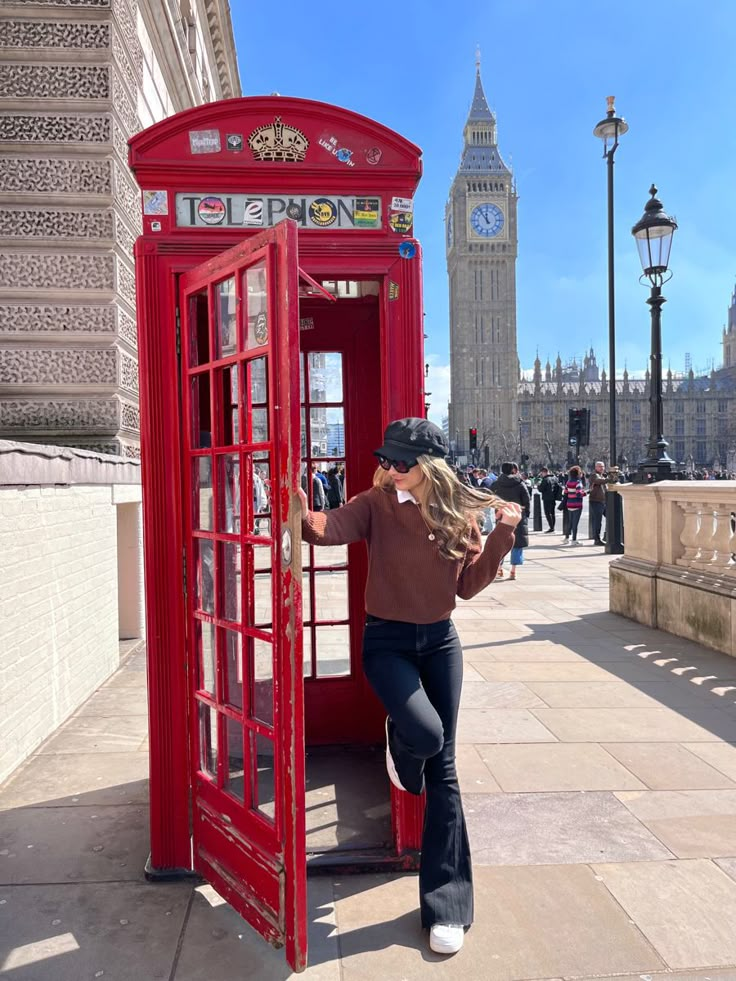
left=362, top=615, right=473, bottom=929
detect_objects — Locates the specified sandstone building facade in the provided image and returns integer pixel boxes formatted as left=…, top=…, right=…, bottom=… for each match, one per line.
left=0, top=0, right=240, bottom=456
left=446, top=69, right=736, bottom=472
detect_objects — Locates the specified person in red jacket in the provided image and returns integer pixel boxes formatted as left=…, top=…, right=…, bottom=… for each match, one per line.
left=299, top=417, right=520, bottom=956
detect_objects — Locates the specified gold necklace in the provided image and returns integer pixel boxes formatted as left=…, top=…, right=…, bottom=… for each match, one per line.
left=416, top=503, right=437, bottom=541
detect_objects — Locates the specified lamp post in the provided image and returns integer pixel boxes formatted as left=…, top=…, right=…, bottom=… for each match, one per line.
left=518, top=417, right=524, bottom=467
left=593, top=96, right=628, bottom=553
left=631, top=185, right=679, bottom=482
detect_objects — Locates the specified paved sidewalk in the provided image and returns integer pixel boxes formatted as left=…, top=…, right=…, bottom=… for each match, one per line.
left=3, top=531, right=736, bottom=980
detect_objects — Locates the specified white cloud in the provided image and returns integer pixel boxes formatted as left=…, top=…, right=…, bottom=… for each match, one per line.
left=424, top=355, right=450, bottom=427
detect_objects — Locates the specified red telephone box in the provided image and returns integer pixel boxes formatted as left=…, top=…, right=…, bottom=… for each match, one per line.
left=129, top=97, right=427, bottom=972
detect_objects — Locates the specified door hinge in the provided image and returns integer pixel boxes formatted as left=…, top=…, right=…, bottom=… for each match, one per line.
left=175, top=303, right=182, bottom=357
left=182, top=549, right=188, bottom=596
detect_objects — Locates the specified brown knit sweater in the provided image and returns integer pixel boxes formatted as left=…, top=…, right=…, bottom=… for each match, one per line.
left=301, top=486, right=515, bottom=623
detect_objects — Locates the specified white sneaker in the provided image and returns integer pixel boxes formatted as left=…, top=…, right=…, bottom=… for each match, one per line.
left=385, top=717, right=406, bottom=793
left=573, top=540, right=583, bottom=546
left=562, top=537, right=569, bottom=544
left=429, top=923, right=464, bottom=954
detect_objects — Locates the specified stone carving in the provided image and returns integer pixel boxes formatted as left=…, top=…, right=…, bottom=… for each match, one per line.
left=5, top=0, right=111, bottom=6
left=120, top=399, right=139, bottom=430
left=113, top=163, right=139, bottom=219
left=117, top=307, right=136, bottom=346
left=0, top=399, right=118, bottom=428
left=0, top=65, right=110, bottom=100
left=0, top=113, right=111, bottom=144
left=111, top=28, right=138, bottom=95
left=0, top=157, right=112, bottom=195
left=112, top=70, right=137, bottom=133
left=115, top=214, right=136, bottom=258
left=0, top=208, right=114, bottom=240
left=0, top=348, right=117, bottom=384
left=0, top=304, right=116, bottom=333
left=119, top=350, right=138, bottom=393
left=112, top=119, right=128, bottom=162
left=116, top=261, right=136, bottom=308
left=111, top=0, right=139, bottom=66
left=0, top=252, right=114, bottom=291
left=0, top=20, right=110, bottom=48
left=120, top=442, right=141, bottom=458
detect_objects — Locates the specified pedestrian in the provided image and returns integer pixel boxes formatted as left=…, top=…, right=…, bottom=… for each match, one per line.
left=490, top=462, right=530, bottom=580
left=298, top=417, right=521, bottom=955
left=561, top=465, right=585, bottom=544
left=537, top=466, right=561, bottom=533
left=308, top=462, right=326, bottom=511
left=326, top=466, right=344, bottom=509
left=588, top=461, right=607, bottom=545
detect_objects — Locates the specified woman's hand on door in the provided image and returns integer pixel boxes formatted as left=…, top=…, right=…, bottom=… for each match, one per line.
left=297, top=487, right=308, bottom=516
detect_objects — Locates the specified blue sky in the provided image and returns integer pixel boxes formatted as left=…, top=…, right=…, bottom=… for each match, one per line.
left=231, top=0, right=736, bottom=423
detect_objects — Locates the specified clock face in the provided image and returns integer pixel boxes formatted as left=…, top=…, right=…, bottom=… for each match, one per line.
left=447, top=211, right=453, bottom=248
left=470, top=202, right=504, bottom=238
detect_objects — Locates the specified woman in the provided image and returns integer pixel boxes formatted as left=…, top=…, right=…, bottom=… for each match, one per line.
left=298, top=418, right=521, bottom=955
left=562, top=464, right=585, bottom=545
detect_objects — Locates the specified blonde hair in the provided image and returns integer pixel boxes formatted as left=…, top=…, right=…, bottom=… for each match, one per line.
left=373, top=455, right=505, bottom=560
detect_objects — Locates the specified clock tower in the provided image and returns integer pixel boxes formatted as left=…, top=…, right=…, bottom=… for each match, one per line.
left=446, top=63, right=518, bottom=463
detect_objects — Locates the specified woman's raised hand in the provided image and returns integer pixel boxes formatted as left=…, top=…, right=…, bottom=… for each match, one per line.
left=495, top=502, right=522, bottom=527
left=297, top=487, right=308, bottom=516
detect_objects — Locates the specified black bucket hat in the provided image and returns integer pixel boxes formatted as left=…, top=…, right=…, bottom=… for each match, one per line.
left=374, top=417, right=449, bottom=463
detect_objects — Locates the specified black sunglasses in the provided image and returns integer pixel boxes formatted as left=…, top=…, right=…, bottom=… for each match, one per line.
left=377, top=455, right=418, bottom=475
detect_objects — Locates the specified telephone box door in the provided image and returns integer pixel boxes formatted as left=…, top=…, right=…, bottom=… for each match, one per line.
left=179, top=221, right=307, bottom=971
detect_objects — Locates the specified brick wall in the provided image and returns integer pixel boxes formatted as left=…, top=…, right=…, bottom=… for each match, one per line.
left=0, top=483, right=136, bottom=783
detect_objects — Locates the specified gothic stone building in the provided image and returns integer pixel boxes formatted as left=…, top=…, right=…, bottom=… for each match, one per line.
left=446, top=68, right=736, bottom=472
left=0, top=0, right=240, bottom=457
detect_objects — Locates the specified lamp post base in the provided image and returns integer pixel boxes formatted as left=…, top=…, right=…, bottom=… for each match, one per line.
left=604, top=489, right=624, bottom=554
left=631, top=458, right=683, bottom=484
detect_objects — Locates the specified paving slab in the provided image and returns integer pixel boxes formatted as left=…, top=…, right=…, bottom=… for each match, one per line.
left=602, top=743, right=736, bottom=790
left=715, top=857, right=736, bottom=883
left=532, top=707, right=736, bottom=743
left=0, top=804, right=148, bottom=884
left=455, top=745, right=501, bottom=793
left=455, top=708, right=556, bottom=744
left=527, top=680, right=718, bottom=710
left=464, top=791, right=674, bottom=865
left=0, top=880, right=191, bottom=981
left=593, top=859, right=736, bottom=969
left=36, top=716, right=147, bottom=754
left=331, top=865, right=664, bottom=980
left=459, top=681, right=547, bottom=709
left=0, top=753, right=149, bottom=809
left=73, top=687, right=149, bottom=717
left=477, top=743, right=646, bottom=792
left=173, top=881, right=340, bottom=981
left=474, top=661, right=658, bottom=682
left=614, top=789, right=736, bottom=858
left=684, top=742, right=736, bottom=781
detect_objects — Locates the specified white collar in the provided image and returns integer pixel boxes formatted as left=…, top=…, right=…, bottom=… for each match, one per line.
left=396, top=489, right=418, bottom=504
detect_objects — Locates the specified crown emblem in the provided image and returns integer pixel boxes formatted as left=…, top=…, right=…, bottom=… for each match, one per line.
left=248, top=116, right=309, bottom=162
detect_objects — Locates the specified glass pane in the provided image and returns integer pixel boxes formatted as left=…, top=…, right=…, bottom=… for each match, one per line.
left=191, top=373, right=212, bottom=448
left=189, top=290, right=209, bottom=367
left=301, top=539, right=310, bottom=570
left=245, top=260, right=268, bottom=349
left=315, top=569, right=348, bottom=621
left=198, top=620, right=216, bottom=695
left=215, top=277, right=237, bottom=358
left=315, top=624, right=351, bottom=678
left=303, top=627, right=312, bottom=678
left=217, top=454, right=240, bottom=534
left=301, top=573, right=312, bottom=623
left=219, top=541, right=241, bottom=623
left=308, top=352, right=343, bottom=402
left=217, top=364, right=239, bottom=446
left=323, top=461, right=345, bottom=509
left=198, top=702, right=217, bottom=778
left=310, top=407, right=344, bottom=460
left=315, top=543, right=348, bottom=568
left=249, top=635, right=274, bottom=727
left=300, top=408, right=306, bottom=458
left=224, top=629, right=243, bottom=710
left=251, top=454, right=271, bottom=536
left=249, top=357, right=268, bottom=443
left=194, top=538, right=214, bottom=615
left=193, top=456, right=213, bottom=531
left=225, top=715, right=244, bottom=803
left=299, top=354, right=305, bottom=404
left=253, top=731, right=275, bottom=822
left=254, top=571, right=273, bottom=630
left=253, top=542, right=271, bottom=574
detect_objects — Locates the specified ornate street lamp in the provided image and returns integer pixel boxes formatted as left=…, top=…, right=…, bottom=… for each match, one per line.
left=631, top=185, right=679, bottom=482
left=593, top=96, right=628, bottom=552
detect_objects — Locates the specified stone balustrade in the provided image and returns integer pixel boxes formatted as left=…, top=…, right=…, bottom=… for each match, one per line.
left=610, top=481, right=736, bottom=656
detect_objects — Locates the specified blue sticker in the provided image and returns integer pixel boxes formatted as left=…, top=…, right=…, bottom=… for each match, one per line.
left=398, top=241, right=416, bottom=259
left=336, top=147, right=353, bottom=163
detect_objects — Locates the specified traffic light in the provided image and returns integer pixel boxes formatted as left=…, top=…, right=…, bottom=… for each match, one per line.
left=568, top=408, right=590, bottom=448
left=468, top=427, right=478, bottom=451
